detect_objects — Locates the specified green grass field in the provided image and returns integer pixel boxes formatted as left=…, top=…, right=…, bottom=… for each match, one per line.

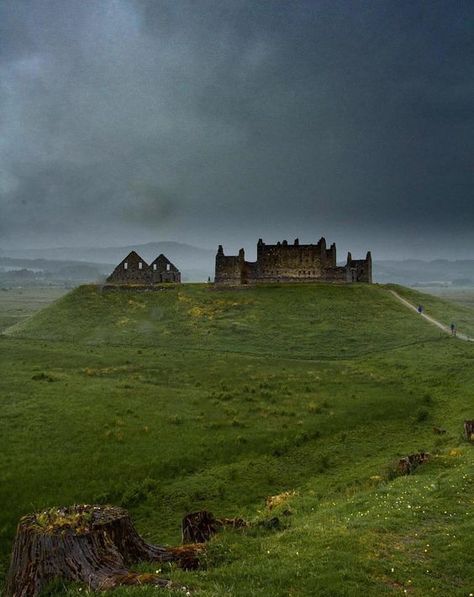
left=1, top=283, right=473, bottom=596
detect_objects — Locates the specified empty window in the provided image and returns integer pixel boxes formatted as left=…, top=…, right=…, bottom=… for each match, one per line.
left=153, top=264, right=157, bottom=271
left=138, top=262, right=143, bottom=270
left=166, top=263, right=170, bottom=271
left=124, top=262, right=128, bottom=270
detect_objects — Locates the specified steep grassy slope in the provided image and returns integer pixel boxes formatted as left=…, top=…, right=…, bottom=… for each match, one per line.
left=1, top=284, right=473, bottom=596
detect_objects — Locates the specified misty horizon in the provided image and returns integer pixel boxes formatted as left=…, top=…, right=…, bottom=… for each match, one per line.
left=4, top=236, right=474, bottom=266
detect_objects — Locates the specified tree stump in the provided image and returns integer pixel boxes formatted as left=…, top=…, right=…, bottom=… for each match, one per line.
left=464, top=420, right=474, bottom=442
left=181, top=511, right=247, bottom=544
left=397, top=452, right=430, bottom=475
left=5, top=504, right=201, bottom=596
left=182, top=511, right=220, bottom=544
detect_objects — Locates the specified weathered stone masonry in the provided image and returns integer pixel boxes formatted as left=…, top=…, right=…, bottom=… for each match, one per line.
left=107, top=251, right=181, bottom=285
left=215, top=238, right=372, bottom=285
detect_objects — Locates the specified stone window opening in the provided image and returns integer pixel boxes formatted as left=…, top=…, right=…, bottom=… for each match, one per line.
left=166, top=263, right=170, bottom=271
left=138, top=262, right=143, bottom=270
left=153, top=264, right=157, bottom=271
left=124, top=262, right=128, bottom=270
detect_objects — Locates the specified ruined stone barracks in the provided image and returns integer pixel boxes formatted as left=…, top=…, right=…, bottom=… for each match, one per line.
left=107, top=251, right=181, bottom=285
left=215, top=238, right=372, bottom=285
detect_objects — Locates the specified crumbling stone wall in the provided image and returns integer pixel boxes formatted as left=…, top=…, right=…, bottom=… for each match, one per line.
left=215, top=246, right=244, bottom=285
left=107, top=251, right=181, bottom=285
left=346, top=252, right=372, bottom=283
left=150, top=254, right=181, bottom=283
left=107, top=251, right=152, bottom=285
left=255, top=237, right=338, bottom=282
left=214, top=238, right=372, bottom=285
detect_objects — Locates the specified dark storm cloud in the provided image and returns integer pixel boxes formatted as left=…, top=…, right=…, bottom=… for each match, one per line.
left=0, top=0, right=473, bottom=257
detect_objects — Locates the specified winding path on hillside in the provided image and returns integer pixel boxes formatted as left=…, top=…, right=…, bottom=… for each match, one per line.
left=389, top=290, right=473, bottom=342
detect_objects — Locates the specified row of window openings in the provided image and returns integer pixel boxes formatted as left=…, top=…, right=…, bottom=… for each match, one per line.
left=123, top=262, right=170, bottom=271
left=265, top=270, right=318, bottom=276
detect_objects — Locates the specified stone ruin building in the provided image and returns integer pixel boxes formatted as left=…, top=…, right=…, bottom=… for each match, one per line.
left=214, top=237, right=372, bottom=285
left=106, top=251, right=181, bottom=285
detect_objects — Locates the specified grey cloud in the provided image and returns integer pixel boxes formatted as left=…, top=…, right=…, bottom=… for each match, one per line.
left=0, top=0, right=473, bottom=258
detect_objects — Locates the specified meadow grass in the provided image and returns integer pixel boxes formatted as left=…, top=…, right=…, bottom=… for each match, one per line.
left=0, top=283, right=473, bottom=596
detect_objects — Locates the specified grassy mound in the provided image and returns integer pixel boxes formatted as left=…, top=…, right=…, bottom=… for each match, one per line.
left=6, top=283, right=452, bottom=358
left=0, top=284, right=473, bottom=595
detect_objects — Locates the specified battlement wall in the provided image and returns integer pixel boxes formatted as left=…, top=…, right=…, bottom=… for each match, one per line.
left=214, top=239, right=372, bottom=285
left=215, top=246, right=244, bottom=284
left=346, top=251, right=372, bottom=283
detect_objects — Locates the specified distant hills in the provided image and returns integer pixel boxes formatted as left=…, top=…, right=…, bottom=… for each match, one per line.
left=1, top=242, right=215, bottom=283
left=0, top=256, right=111, bottom=286
left=2, top=241, right=214, bottom=266
left=374, top=259, right=474, bottom=286
left=1, top=243, right=473, bottom=286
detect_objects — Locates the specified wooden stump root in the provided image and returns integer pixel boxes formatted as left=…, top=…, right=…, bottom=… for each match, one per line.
left=464, top=420, right=474, bottom=442
left=5, top=504, right=198, bottom=597
left=181, top=511, right=247, bottom=544
left=397, top=452, right=430, bottom=475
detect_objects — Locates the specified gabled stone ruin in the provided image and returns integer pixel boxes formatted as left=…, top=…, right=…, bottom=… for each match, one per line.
left=106, top=251, right=181, bottom=285
left=215, top=237, right=372, bottom=285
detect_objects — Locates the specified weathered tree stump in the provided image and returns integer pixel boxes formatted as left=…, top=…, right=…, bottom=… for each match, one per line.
left=397, top=452, right=430, bottom=475
left=464, top=420, right=474, bottom=442
left=5, top=505, right=201, bottom=597
left=182, top=511, right=220, bottom=544
left=181, top=511, right=247, bottom=544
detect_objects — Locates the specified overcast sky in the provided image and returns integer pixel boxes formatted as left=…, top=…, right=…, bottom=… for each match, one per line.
left=0, top=0, right=473, bottom=259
